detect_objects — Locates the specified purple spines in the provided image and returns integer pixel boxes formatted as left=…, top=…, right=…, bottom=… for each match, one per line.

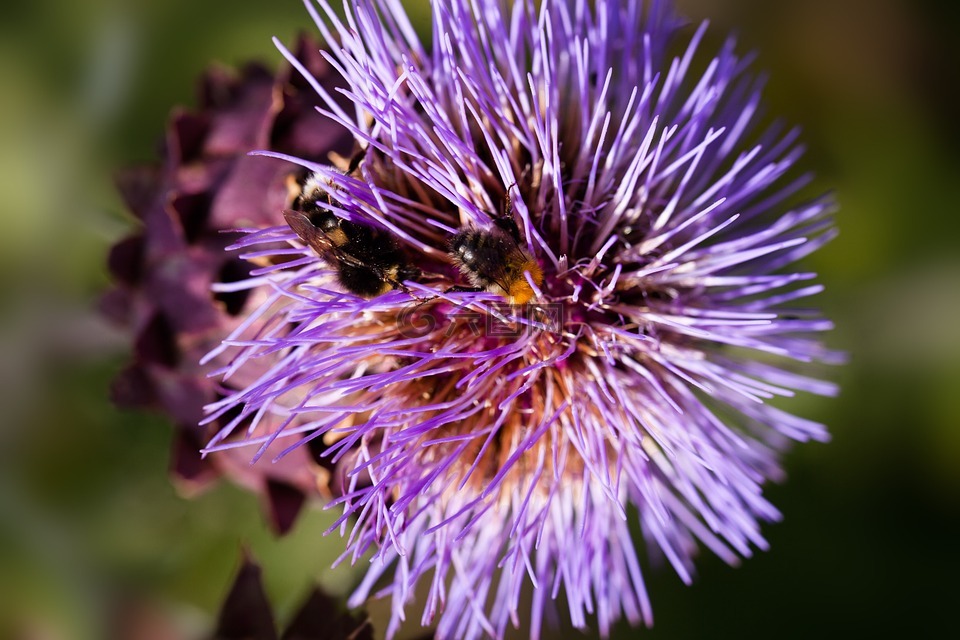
left=203, top=0, right=841, bottom=638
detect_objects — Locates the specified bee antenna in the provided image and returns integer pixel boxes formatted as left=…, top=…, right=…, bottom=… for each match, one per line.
left=503, top=181, right=519, bottom=215
left=495, top=182, right=522, bottom=243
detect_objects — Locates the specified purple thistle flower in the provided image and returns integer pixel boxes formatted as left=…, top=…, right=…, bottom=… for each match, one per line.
left=203, top=0, right=841, bottom=637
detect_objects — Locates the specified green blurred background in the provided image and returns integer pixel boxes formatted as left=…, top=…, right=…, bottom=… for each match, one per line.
left=1, top=0, right=958, bottom=638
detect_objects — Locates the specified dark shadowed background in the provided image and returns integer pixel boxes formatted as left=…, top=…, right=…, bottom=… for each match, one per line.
left=1, top=0, right=958, bottom=638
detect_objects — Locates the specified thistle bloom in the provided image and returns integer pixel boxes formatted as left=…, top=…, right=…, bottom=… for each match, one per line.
left=203, top=0, right=840, bottom=637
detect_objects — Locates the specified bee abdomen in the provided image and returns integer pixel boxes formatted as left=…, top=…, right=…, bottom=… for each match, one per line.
left=450, top=230, right=505, bottom=286
left=449, top=230, right=483, bottom=268
left=337, top=263, right=394, bottom=297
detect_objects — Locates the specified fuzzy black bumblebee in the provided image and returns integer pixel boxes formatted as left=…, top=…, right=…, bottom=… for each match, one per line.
left=449, top=210, right=542, bottom=305
left=285, top=173, right=420, bottom=297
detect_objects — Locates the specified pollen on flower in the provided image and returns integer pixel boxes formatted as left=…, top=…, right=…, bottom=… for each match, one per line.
left=200, top=0, right=841, bottom=638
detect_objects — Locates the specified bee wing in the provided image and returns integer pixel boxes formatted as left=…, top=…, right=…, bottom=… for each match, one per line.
left=283, top=209, right=388, bottom=276
left=283, top=209, right=338, bottom=255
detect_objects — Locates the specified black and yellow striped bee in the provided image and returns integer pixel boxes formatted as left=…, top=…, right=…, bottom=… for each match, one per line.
left=284, top=172, right=421, bottom=297
left=449, top=202, right=543, bottom=305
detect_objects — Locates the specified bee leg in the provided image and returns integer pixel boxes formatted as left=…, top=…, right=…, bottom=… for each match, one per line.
left=390, top=280, right=431, bottom=304
left=389, top=265, right=430, bottom=302
left=347, top=145, right=368, bottom=174
left=437, top=285, right=487, bottom=310
left=444, top=285, right=485, bottom=295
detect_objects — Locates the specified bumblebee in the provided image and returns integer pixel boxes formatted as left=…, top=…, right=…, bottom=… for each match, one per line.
left=285, top=172, right=420, bottom=297
left=449, top=207, right=543, bottom=305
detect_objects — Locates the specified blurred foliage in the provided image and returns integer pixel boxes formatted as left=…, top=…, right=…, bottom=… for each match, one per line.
left=1, top=0, right=958, bottom=639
